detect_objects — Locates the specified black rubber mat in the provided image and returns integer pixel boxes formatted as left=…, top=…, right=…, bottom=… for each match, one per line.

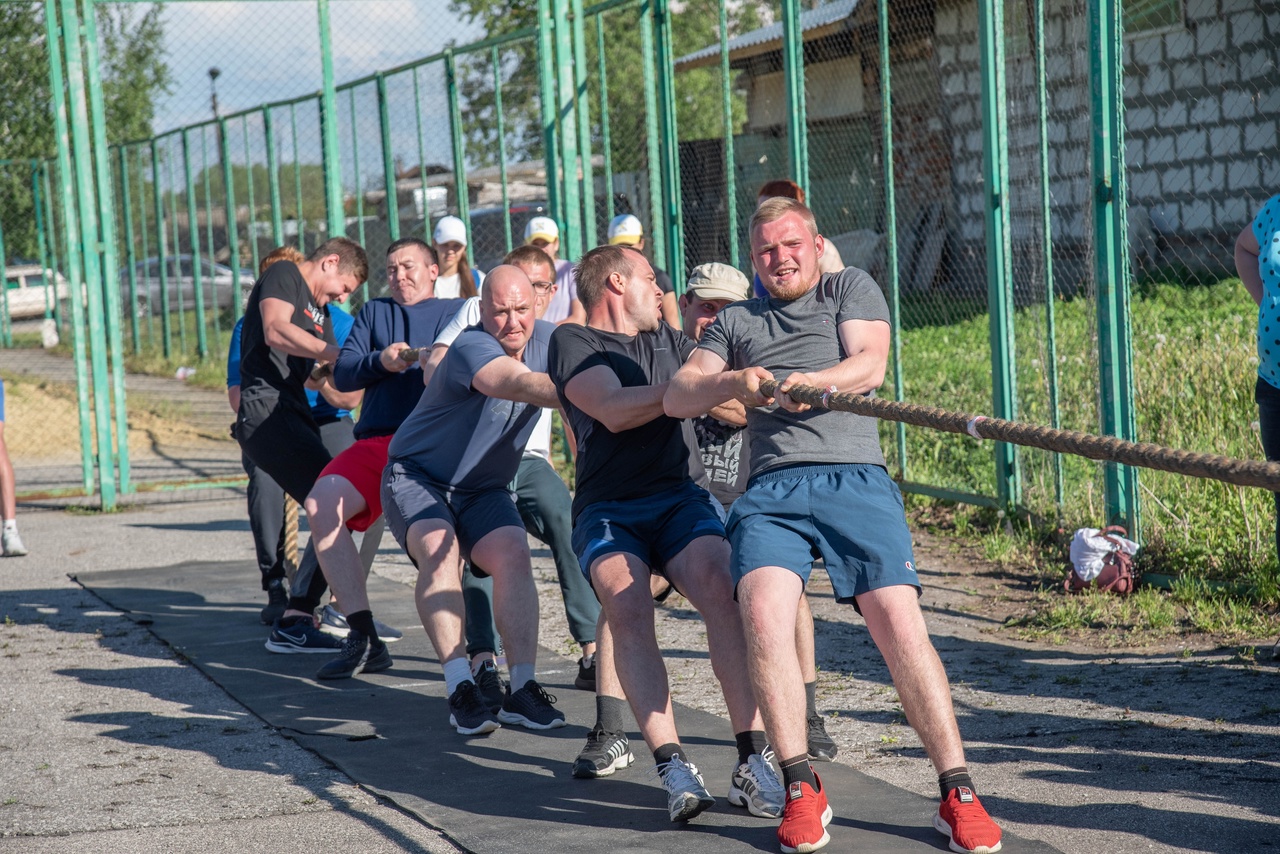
left=75, top=562, right=1056, bottom=853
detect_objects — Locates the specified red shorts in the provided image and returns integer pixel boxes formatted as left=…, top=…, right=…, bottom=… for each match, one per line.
left=318, top=433, right=394, bottom=533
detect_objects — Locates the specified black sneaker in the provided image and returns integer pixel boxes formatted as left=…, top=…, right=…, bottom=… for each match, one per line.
left=260, top=578, right=288, bottom=626
left=807, top=711, right=839, bottom=762
left=574, top=656, right=596, bottom=692
left=474, top=660, right=506, bottom=714
left=265, top=617, right=345, bottom=654
left=572, top=726, right=633, bottom=779
left=498, top=679, right=567, bottom=729
left=448, top=680, right=501, bottom=736
left=315, top=631, right=393, bottom=680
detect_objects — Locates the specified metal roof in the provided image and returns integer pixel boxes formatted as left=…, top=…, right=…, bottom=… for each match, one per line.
left=674, top=0, right=858, bottom=71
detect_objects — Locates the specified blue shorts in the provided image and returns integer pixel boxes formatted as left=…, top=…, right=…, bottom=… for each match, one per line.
left=381, top=460, right=523, bottom=566
left=727, top=463, right=920, bottom=604
left=572, top=480, right=725, bottom=581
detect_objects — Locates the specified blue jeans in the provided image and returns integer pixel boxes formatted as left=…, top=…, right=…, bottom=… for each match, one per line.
left=1257, top=377, right=1280, bottom=562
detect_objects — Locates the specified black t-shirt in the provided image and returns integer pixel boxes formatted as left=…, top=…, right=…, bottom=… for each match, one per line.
left=694, top=415, right=751, bottom=511
left=549, top=322, right=703, bottom=520
left=239, top=260, right=335, bottom=414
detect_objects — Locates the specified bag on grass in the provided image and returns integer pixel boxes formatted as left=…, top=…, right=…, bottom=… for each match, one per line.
left=1065, top=525, right=1138, bottom=595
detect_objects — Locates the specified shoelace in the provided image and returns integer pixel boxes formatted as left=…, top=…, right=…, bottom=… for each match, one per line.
left=746, top=752, right=784, bottom=798
left=648, top=753, right=704, bottom=792
left=522, top=681, right=558, bottom=706
left=455, top=681, right=487, bottom=713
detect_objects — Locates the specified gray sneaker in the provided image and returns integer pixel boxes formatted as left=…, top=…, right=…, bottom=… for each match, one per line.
left=2, top=528, right=27, bottom=557
left=728, top=749, right=785, bottom=818
left=318, top=604, right=402, bottom=642
left=651, top=753, right=715, bottom=822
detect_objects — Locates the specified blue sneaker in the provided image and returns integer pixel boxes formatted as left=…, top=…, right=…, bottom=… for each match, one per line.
left=265, top=617, right=345, bottom=654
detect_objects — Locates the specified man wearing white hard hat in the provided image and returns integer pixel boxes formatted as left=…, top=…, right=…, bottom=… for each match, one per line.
left=606, top=213, right=679, bottom=329
left=523, top=216, right=585, bottom=325
left=433, top=215, right=485, bottom=299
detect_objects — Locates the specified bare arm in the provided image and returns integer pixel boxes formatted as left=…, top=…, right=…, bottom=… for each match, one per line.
left=472, top=358, right=560, bottom=409
left=666, top=348, right=774, bottom=418
left=261, top=297, right=339, bottom=362
left=1237, top=225, right=1263, bottom=306
left=316, top=378, right=362, bottom=410
left=559, top=409, right=577, bottom=458
left=708, top=398, right=748, bottom=427
left=775, top=318, right=890, bottom=413
left=564, top=364, right=669, bottom=433
left=227, top=385, right=240, bottom=414
left=420, top=344, right=449, bottom=387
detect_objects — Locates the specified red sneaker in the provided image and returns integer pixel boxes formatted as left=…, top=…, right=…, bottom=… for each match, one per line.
left=933, top=787, right=1003, bottom=854
left=777, top=774, right=833, bottom=854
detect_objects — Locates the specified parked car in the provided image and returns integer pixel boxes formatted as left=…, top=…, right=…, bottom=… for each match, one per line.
left=3, top=264, right=69, bottom=320
left=119, top=255, right=254, bottom=317
left=467, top=203, right=550, bottom=272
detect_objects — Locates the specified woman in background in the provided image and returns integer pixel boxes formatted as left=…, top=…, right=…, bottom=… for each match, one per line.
left=432, top=215, right=484, bottom=299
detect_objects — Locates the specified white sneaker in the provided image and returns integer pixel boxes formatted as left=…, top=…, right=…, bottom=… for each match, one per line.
left=318, top=603, right=402, bottom=642
left=2, top=529, right=27, bottom=557
left=651, top=753, right=715, bottom=822
left=729, top=749, right=786, bottom=818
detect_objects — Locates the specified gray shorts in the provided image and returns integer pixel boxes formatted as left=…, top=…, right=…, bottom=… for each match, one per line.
left=381, top=459, right=523, bottom=566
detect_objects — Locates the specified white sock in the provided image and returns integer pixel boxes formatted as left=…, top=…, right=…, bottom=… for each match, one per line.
left=509, top=662, right=534, bottom=692
left=443, top=657, right=473, bottom=695
left=2, top=520, right=16, bottom=534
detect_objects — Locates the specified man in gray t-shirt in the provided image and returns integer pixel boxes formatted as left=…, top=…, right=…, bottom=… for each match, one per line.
left=666, top=198, right=1002, bottom=854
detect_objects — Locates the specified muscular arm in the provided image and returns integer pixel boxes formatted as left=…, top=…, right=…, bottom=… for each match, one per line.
left=421, top=344, right=449, bottom=387
left=666, top=348, right=774, bottom=418
left=1237, top=226, right=1263, bottom=306
left=261, top=297, right=339, bottom=363
left=775, top=319, right=890, bottom=412
left=564, top=364, right=669, bottom=433
left=316, top=379, right=362, bottom=410
left=472, top=358, right=560, bottom=408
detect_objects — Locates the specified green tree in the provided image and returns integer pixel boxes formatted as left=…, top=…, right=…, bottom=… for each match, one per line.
left=0, top=2, right=171, bottom=265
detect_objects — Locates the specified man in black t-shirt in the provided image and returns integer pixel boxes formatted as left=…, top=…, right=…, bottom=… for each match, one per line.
left=235, top=236, right=368, bottom=652
left=548, top=245, right=781, bottom=825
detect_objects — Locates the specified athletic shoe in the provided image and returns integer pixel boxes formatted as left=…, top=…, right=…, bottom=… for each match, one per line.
left=497, top=680, right=566, bottom=729
left=574, top=655, right=596, bottom=691
left=315, top=630, right=392, bottom=680
left=778, top=775, right=832, bottom=854
left=318, top=604, right=403, bottom=642
left=651, top=753, right=715, bottom=822
left=260, top=578, right=288, bottom=626
left=448, top=680, right=501, bottom=736
left=933, top=787, right=1002, bottom=854
left=474, top=659, right=506, bottom=714
left=2, top=529, right=27, bottom=557
left=728, top=749, right=786, bottom=818
left=572, top=726, right=633, bottom=779
left=264, top=618, right=345, bottom=654
left=807, top=712, right=838, bottom=762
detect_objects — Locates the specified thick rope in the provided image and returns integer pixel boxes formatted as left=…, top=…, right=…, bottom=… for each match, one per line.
left=310, top=347, right=421, bottom=381
left=758, top=379, right=1280, bottom=492
left=283, top=495, right=299, bottom=584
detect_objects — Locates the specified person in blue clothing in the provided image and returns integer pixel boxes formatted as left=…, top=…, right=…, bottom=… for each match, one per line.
left=302, top=237, right=468, bottom=679
left=227, top=246, right=362, bottom=624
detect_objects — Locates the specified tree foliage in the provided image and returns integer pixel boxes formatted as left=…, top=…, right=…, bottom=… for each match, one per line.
left=0, top=2, right=171, bottom=263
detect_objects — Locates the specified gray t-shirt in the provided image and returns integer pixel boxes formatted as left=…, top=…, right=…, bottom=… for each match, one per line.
left=697, top=267, right=890, bottom=478
left=388, top=319, right=555, bottom=491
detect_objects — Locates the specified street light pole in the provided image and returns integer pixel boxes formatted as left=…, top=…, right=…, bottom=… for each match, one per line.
left=208, top=67, right=221, bottom=119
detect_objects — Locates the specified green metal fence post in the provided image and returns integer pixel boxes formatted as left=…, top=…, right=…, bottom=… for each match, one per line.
left=59, top=0, right=117, bottom=508
left=264, top=108, right=285, bottom=245
left=44, top=0, right=93, bottom=495
left=779, top=0, right=808, bottom=197
left=492, top=46, right=513, bottom=253
left=1036, top=0, right=1064, bottom=510
left=639, top=1, right=664, bottom=269
left=571, top=0, right=596, bottom=248
left=878, top=0, right=907, bottom=478
left=118, top=145, right=140, bottom=351
left=182, top=129, right=209, bottom=358
left=202, top=128, right=221, bottom=350
left=241, top=120, right=260, bottom=274
left=976, top=0, right=1020, bottom=513
left=1089, top=0, right=1139, bottom=533
left=412, top=68, right=429, bottom=245
left=31, top=161, right=53, bottom=320
left=133, top=148, right=150, bottom=343
left=41, top=161, right=66, bottom=334
left=318, top=0, right=346, bottom=242
left=219, top=119, right=242, bottom=323
left=551, top=2, right=582, bottom=260
left=152, top=138, right=172, bottom=357
left=290, top=102, right=305, bottom=250
left=653, top=0, right=683, bottom=284
left=595, top=17, right=615, bottom=228
left=719, top=0, right=737, bottom=272
left=445, top=51, right=471, bottom=241
left=349, top=88, right=370, bottom=303
left=377, top=73, right=401, bottom=242
left=536, top=0, right=561, bottom=228
left=165, top=148, right=187, bottom=354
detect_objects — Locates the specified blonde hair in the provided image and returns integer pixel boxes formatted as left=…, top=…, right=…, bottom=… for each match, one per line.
left=749, top=197, right=818, bottom=239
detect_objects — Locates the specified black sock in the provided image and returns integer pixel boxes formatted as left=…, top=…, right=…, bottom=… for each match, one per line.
left=734, top=730, right=769, bottom=765
left=280, top=613, right=311, bottom=628
left=804, top=680, right=817, bottom=718
left=780, top=754, right=817, bottom=788
left=345, top=610, right=380, bottom=644
left=596, top=695, right=629, bottom=734
left=939, top=766, right=974, bottom=799
left=653, top=742, right=682, bottom=768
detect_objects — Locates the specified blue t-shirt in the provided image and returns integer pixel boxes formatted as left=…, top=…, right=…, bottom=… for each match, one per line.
left=388, top=320, right=555, bottom=492
left=227, top=308, right=354, bottom=420
left=1253, top=193, right=1280, bottom=387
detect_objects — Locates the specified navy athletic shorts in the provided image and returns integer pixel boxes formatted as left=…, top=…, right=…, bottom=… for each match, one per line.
left=382, top=459, right=523, bottom=566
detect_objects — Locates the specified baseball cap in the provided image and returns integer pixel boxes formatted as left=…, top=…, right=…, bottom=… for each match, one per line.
left=433, top=215, right=468, bottom=246
left=523, top=216, right=560, bottom=244
left=685, top=262, right=750, bottom=303
left=607, top=214, right=644, bottom=246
